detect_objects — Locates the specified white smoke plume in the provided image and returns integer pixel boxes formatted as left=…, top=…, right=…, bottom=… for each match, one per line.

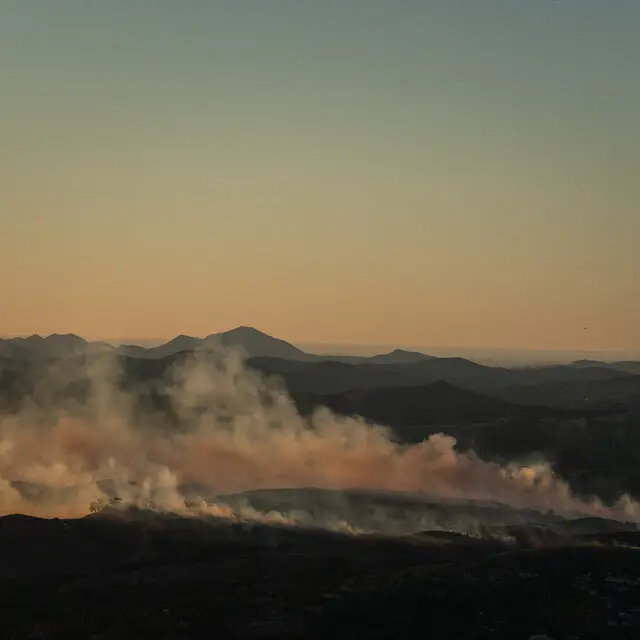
left=0, top=348, right=638, bottom=529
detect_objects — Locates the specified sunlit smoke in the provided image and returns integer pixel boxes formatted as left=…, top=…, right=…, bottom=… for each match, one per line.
left=1, top=348, right=638, bottom=530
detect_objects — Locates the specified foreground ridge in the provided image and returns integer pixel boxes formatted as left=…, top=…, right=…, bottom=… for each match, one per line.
left=2, top=498, right=640, bottom=639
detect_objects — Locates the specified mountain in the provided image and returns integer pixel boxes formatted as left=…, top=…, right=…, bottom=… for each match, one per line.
left=0, top=329, right=437, bottom=364
left=1, top=331, right=638, bottom=410
left=367, top=349, right=436, bottom=364
left=570, top=359, right=640, bottom=376
left=116, top=343, right=151, bottom=358
left=1, top=327, right=310, bottom=362
left=610, top=361, right=640, bottom=375
left=244, top=356, right=640, bottom=408
left=138, top=335, right=202, bottom=360
left=118, top=327, right=311, bottom=361
left=570, top=359, right=607, bottom=369
left=247, top=356, right=496, bottom=394
left=7, top=334, right=88, bottom=358
left=206, top=326, right=310, bottom=360
left=293, top=381, right=525, bottom=427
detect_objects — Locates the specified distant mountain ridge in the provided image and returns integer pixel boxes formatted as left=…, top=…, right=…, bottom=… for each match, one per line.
left=0, top=327, right=436, bottom=364
left=1, top=329, right=638, bottom=402
left=0, top=333, right=113, bottom=359
left=569, top=359, right=640, bottom=376
left=368, top=349, right=437, bottom=364
left=1, top=328, right=640, bottom=415
left=292, top=381, right=524, bottom=427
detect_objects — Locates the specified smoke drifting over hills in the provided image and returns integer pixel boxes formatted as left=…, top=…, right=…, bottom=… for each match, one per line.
left=1, top=347, right=637, bottom=529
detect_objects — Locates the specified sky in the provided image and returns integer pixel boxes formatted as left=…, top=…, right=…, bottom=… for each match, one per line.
left=1, top=1, right=639, bottom=354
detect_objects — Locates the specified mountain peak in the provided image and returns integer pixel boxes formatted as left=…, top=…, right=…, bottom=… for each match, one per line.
left=369, top=348, right=435, bottom=364
left=218, top=326, right=266, bottom=337
left=209, top=326, right=308, bottom=360
left=389, top=348, right=431, bottom=357
left=166, top=334, right=198, bottom=344
left=7, top=333, right=87, bottom=358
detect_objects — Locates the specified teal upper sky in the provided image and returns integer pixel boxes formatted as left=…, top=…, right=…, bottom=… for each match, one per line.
left=1, top=1, right=639, bottom=351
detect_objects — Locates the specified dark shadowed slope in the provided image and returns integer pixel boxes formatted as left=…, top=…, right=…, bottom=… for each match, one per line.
left=609, top=361, right=640, bottom=375
left=0, top=339, right=34, bottom=360
left=246, top=356, right=640, bottom=403
left=1, top=503, right=639, bottom=639
left=292, top=381, right=547, bottom=427
left=571, top=359, right=640, bottom=375
left=247, top=356, right=494, bottom=394
left=2, top=348, right=639, bottom=415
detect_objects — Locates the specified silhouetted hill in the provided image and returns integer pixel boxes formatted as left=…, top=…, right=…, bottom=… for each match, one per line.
left=1, top=331, right=639, bottom=418
left=245, top=356, right=639, bottom=405
left=367, top=348, right=436, bottom=364
left=292, top=381, right=560, bottom=427
left=206, top=326, right=311, bottom=360
left=139, top=335, right=202, bottom=359
left=7, top=330, right=637, bottom=384
left=119, top=328, right=311, bottom=361
left=570, top=359, right=640, bottom=375
left=0, top=330, right=438, bottom=363
left=116, top=343, right=150, bottom=358
left=247, top=356, right=496, bottom=394
left=610, top=361, right=640, bottom=375
left=109, top=328, right=311, bottom=361
left=486, top=374, right=640, bottom=409
left=5, top=333, right=88, bottom=358
left=2, top=347, right=638, bottom=414
left=571, top=359, right=607, bottom=369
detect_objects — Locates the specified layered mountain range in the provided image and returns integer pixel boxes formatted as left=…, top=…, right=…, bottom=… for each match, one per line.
left=0, top=326, right=435, bottom=364
left=2, top=327, right=639, bottom=413
left=2, top=326, right=638, bottom=373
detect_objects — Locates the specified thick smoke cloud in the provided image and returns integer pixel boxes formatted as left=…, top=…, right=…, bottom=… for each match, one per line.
left=0, top=348, right=638, bottom=528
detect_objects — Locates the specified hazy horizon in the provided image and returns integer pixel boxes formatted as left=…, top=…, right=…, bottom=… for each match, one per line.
left=300, top=342, right=640, bottom=365
left=4, top=329, right=640, bottom=366
left=2, top=1, right=638, bottom=352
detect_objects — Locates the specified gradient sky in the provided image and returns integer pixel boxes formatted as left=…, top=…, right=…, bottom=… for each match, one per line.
left=1, top=1, right=639, bottom=352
